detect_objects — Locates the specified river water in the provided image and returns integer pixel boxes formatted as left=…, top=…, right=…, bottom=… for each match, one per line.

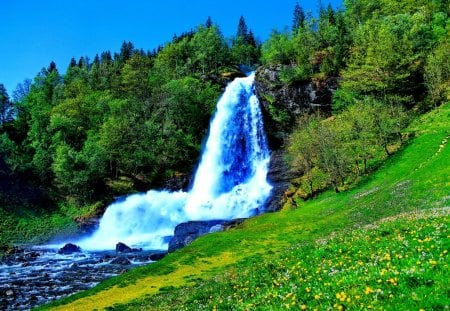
left=0, top=247, right=161, bottom=310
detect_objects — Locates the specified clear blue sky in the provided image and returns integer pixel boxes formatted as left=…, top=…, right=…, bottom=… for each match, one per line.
left=0, top=0, right=342, bottom=95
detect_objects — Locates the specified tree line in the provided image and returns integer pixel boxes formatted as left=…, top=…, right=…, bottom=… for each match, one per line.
left=283, top=0, right=449, bottom=197
left=0, top=0, right=449, bottom=208
left=0, top=17, right=260, bottom=203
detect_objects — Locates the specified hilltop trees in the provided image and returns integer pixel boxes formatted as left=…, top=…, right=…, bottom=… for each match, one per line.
left=231, top=16, right=260, bottom=66
left=284, top=0, right=448, bottom=197
left=0, top=21, right=239, bottom=203
left=1, top=0, right=448, bottom=207
left=292, top=3, right=306, bottom=31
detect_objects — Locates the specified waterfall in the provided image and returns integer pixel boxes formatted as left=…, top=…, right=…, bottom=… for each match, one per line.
left=77, top=73, right=272, bottom=250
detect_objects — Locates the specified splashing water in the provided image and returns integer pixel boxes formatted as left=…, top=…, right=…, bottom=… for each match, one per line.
left=78, top=73, right=272, bottom=250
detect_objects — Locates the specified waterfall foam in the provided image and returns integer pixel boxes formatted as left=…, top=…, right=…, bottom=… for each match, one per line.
left=77, top=73, right=272, bottom=250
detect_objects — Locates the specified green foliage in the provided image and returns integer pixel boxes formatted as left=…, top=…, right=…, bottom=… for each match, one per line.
left=260, top=30, right=295, bottom=65
left=424, top=36, right=450, bottom=107
left=288, top=99, right=410, bottom=195
left=0, top=84, right=13, bottom=125
left=0, top=18, right=234, bottom=209
left=229, top=16, right=261, bottom=66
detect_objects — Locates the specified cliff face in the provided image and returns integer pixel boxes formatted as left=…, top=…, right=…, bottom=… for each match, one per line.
left=255, top=65, right=339, bottom=211
left=255, top=65, right=338, bottom=149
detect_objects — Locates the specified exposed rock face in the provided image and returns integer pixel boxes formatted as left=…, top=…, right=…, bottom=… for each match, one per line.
left=255, top=65, right=338, bottom=148
left=255, top=65, right=338, bottom=211
left=149, top=252, right=167, bottom=261
left=115, top=242, right=141, bottom=253
left=58, top=243, right=81, bottom=255
left=168, top=219, right=245, bottom=253
left=264, top=150, right=303, bottom=212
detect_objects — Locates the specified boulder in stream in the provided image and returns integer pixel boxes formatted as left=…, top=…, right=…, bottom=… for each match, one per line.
left=58, top=243, right=81, bottom=255
left=110, top=256, right=131, bottom=265
left=116, top=242, right=141, bottom=253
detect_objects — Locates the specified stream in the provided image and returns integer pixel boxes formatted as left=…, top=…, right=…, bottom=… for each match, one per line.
left=0, top=246, right=163, bottom=310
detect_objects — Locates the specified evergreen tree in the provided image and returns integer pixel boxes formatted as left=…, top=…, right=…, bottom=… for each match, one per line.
left=236, top=16, right=249, bottom=40
left=0, top=84, right=12, bottom=125
left=48, top=61, right=57, bottom=73
left=119, top=41, right=135, bottom=63
left=292, top=2, right=306, bottom=31
left=232, top=16, right=260, bottom=65
left=205, top=16, right=213, bottom=28
left=69, top=57, right=77, bottom=68
left=327, top=3, right=336, bottom=24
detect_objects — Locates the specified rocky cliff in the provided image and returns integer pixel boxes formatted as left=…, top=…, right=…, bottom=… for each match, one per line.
left=255, top=65, right=339, bottom=211
left=255, top=65, right=338, bottom=149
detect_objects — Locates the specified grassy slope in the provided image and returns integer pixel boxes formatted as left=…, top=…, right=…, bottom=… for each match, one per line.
left=39, top=103, right=450, bottom=310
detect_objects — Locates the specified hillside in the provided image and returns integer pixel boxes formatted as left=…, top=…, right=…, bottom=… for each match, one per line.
left=39, top=103, right=450, bottom=310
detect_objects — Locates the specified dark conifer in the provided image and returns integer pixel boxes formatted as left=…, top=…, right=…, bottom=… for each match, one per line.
left=292, top=2, right=306, bottom=31
left=0, top=84, right=11, bottom=125
left=236, top=16, right=248, bottom=39
left=48, top=61, right=57, bottom=73
left=205, top=16, right=213, bottom=28
left=69, top=57, right=77, bottom=68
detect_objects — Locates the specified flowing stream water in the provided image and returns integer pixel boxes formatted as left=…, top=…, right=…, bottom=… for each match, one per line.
left=0, top=73, right=272, bottom=310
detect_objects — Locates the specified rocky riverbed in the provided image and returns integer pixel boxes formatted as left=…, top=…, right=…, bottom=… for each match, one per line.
left=0, top=245, right=165, bottom=310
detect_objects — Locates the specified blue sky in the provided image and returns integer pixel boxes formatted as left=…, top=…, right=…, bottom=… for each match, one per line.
left=0, top=0, right=342, bottom=95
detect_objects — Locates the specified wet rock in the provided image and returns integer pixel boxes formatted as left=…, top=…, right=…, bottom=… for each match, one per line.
left=5, top=290, right=14, bottom=297
left=168, top=219, right=246, bottom=253
left=263, top=149, right=303, bottom=212
left=168, top=220, right=226, bottom=253
left=110, top=257, right=131, bottom=265
left=115, top=242, right=132, bottom=253
left=75, top=216, right=100, bottom=236
left=115, top=242, right=141, bottom=253
left=58, top=243, right=81, bottom=255
left=149, top=252, right=167, bottom=261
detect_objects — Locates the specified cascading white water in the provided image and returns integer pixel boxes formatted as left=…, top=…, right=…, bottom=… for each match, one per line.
left=77, top=73, right=272, bottom=250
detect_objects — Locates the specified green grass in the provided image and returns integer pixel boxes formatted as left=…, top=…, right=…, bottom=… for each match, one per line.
left=38, top=103, right=450, bottom=310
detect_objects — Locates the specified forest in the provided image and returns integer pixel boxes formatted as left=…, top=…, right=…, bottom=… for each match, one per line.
left=0, top=0, right=449, bottom=243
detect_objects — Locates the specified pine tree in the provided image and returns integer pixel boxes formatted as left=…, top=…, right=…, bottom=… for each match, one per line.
left=0, top=84, right=12, bottom=125
left=205, top=16, right=213, bottom=28
left=236, top=16, right=248, bottom=39
left=292, top=2, right=306, bottom=31
left=48, top=61, right=57, bottom=73
left=69, top=57, right=77, bottom=68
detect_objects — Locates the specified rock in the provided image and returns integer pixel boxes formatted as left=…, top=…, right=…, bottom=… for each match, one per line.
left=254, top=66, right=337, bottom=211
left=110, top=257, right=131, bottom=265
left=263, top=150, right=303, bottom=212
left=115, top=242, right=141, bottom=253
left=5, top=290, right=14, bottom=296
left=168, top=220, right=228, bottom=252
left=254, top=65, right=338, bottom=148
left=158, top=173, right=191, bottom=191
left=75, top=216, right=100, bottom=235
left=58, top=243, right=81, bottom=255
left=115, top=242, right=132, bottom=253
left=168, top=219, right=247, bottom=253
left=149, top=252, right=167, bottom=261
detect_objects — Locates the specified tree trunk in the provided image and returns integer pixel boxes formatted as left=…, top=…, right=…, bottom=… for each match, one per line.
left=355, top=159, right=360, bottom=176
left=363, top=158, right=368, bottom=174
